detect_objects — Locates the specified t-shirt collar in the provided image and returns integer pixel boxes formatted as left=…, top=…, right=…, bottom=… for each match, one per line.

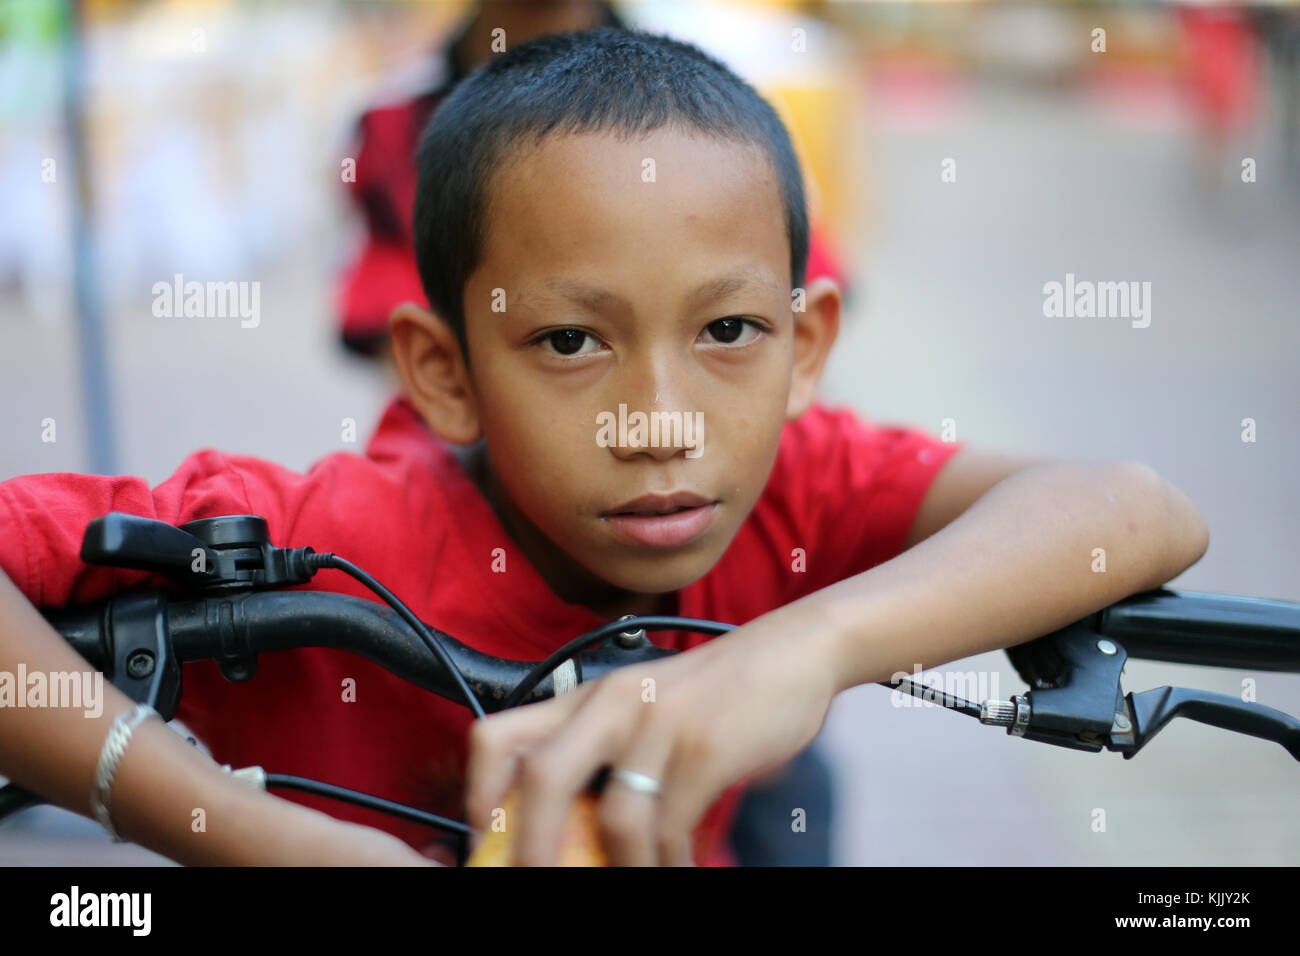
left=365, top=394, right=611, bottom=654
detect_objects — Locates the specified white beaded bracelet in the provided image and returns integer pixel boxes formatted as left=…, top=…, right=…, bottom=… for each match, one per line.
left=90, top=703, right=159, bottom=843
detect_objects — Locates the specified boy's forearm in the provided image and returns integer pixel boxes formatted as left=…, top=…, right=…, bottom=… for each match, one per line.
left=790, top=461, right=1209, bottom=695
left=94, top=714, right=331, bottom=865
left=0, top=569, right=336, bottom=864
left=107, top=717, right=425, bottom=865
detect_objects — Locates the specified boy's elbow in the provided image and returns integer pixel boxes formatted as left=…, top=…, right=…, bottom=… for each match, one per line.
left=1114, top=460, right=1209, bottom=583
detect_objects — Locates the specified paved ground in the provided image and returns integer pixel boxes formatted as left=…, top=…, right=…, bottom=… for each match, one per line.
left=1, top=73, right=1297, bottom=865
left=815, top=77, right=1300, bottom=866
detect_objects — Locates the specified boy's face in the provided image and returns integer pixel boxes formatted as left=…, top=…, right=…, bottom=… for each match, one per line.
left=398, top=128, right=837, bottom=605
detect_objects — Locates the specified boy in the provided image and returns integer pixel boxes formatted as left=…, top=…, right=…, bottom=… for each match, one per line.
left=336, top=0, right=843, bottom=865
left=0, top=29, right=1207, bottom=866
left=338, top=0, right=631, bottom=359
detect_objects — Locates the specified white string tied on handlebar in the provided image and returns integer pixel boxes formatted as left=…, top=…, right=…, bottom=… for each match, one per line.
left=551, top=659, right=578, bottom=697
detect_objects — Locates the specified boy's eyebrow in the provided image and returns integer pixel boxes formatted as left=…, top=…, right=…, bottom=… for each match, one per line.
left=540, top=270, right=777, bottom=314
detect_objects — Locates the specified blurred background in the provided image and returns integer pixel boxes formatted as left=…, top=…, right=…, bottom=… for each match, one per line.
left=0, top=0, right=1296, bottom=865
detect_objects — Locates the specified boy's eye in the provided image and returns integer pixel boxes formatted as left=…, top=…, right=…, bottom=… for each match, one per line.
left=537, top=328, right=601, bottom=356
left=700, top=317, right=763, bottom=347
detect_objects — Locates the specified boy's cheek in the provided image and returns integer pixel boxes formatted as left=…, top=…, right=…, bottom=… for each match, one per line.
left=481, top=385, right=603, bottom=455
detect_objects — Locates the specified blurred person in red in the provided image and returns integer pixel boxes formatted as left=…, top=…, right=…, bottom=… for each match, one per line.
left=339, top=0, right=849, bottom=362
left=1178, top=4, right=1261, bottom=201
left=336, top=0, right=847, bottom=866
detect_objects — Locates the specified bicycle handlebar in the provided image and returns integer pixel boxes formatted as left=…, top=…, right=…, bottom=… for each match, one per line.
left=3, top=511, right=1298, bottom=854
left=34, top=581, right=1300, bottom=768
left=46, top=586, right=1300, bottom=710
left=1098, top=589, right=1300, bottom=672
left=41, top=590, right=683, bottom=715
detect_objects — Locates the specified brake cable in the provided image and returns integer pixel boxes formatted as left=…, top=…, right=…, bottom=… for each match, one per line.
left=500, top=615, right=734, bottom=708
left=309, top=553, right=486, bottom=721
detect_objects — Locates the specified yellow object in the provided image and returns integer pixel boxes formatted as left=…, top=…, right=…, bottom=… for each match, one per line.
left=763, top=80, right=852, bottom=238
left=466, top=789, right=609, bottom=867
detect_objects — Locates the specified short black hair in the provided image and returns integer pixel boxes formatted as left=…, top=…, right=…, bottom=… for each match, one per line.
left=413, top=27, right=809, bottom=355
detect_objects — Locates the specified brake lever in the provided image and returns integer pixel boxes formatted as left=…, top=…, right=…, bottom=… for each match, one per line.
left=980, top=619, right=1300, bottom=762
left=1112, top=686, right=1300, bottom=761
left=980, top=619, right=1130, bottom=754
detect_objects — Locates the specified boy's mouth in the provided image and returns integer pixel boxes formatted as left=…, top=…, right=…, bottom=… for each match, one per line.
left=600, top=492, right=719, bottom=549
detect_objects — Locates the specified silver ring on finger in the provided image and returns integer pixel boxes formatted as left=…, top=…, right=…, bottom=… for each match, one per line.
left=609, top=768, right=662, bottom=796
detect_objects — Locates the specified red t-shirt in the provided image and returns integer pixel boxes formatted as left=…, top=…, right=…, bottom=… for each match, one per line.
left=0, top=397, right=963, bottom=865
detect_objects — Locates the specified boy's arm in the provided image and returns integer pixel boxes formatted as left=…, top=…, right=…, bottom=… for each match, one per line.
left=0, top=448, right=440, bottom=864
left=902, top=449, right=1053, bottom=549
left=464, top=455, right=1209, bottom=866
left=0, top=569, right=433, bottom=865
left=815, top=454, right=1209, bottom=693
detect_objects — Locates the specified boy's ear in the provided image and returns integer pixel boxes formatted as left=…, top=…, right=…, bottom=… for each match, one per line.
left=786, top=276, right=841, bottom=420
left=389, top=302, right=482, bottom=445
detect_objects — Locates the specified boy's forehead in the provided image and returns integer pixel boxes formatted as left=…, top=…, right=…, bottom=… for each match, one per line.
left=481, top=128, right=790, bottom=297
left=507, top=126, right=766, bottom=178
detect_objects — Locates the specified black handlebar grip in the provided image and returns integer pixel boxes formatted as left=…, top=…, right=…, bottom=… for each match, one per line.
left=41, top=603, right=110, bottom=671
left=1100, top=590, right=1300, bottom=673
left=0, top=783, right=40, bottom=821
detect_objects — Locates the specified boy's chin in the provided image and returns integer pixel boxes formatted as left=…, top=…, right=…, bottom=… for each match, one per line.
left=587, top=551, right=718, bottom=597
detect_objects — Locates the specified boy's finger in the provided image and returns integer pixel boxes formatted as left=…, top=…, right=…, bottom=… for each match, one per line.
left=511, top=686, right=641, bottom=865
left=593, top=729, right=674, bottom=866
left=464, top=689, right=590, bottom=830
left=660, top=831, right=695, bottom=867
left=654, top=749, right=732, bottom=867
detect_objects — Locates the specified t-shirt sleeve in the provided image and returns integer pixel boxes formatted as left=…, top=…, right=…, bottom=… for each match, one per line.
left=764, top=404, right=967, bottom=593
left=0, top=450, right=261, bottom=609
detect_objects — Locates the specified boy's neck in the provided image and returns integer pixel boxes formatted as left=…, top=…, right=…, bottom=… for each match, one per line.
left=455, top=440, right=675, bottom=622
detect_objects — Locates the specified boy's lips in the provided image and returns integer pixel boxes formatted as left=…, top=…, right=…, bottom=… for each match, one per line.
left=600, top=492, right=719, bottom=549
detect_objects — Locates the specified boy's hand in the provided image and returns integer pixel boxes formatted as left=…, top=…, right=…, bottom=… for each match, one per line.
left=464, top=612, right=835, bottom=866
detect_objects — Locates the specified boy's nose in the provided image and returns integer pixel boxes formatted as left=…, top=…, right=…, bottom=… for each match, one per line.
left=602, top=369, right=701, bottom=462
left=605, top=418, right=696, bottom=461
